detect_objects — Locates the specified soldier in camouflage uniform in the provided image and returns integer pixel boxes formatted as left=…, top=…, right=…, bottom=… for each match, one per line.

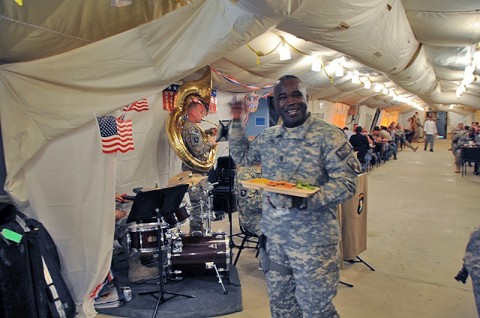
left=229, top=75, right=360, bottom=318
left=181, top=100, right=217, bottom=235
left=235, top=164, right=262, bottom=236
left=458, top=227, right=480, bottom=315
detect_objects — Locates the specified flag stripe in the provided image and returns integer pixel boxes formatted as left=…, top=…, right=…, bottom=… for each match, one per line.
left=122, top=98, right=149, bottom=112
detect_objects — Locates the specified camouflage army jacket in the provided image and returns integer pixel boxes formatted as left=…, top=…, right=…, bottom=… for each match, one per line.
left=229, top=114, right=360, bottom=246
left=182, top=121, right=213, bottom=160
left=464, top=227, right=480, bottom=270
left=235, top=165, right=262, bottom=236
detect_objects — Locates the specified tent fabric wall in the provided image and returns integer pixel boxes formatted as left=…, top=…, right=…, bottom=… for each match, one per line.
left=0, top=0, right=283, bottom=203
left=23, top=121, right=116, bottom=316
left=18, top=85, right=234, bottom=316
left=356, top=105, right=377, bottom=131
left=115, top=94, right=174, bottom=195
left=326, top=102, right=350, bottom=128
left=379, top=110, right=399, bottom=127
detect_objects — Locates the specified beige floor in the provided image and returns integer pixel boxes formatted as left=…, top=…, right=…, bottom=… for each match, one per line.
left=100, top=138, right=479, bottom=318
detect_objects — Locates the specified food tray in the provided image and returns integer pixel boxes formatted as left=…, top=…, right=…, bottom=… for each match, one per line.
left=241, top=179, right=320, bottom=198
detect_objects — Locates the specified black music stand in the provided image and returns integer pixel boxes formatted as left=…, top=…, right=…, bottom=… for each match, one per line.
left=127, top=184, right=195, bottom=318
left=216, top=120, right=232, bottom=142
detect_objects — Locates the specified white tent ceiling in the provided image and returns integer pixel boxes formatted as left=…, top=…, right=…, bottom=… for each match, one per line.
left=1, top=0, right=479, bottom=114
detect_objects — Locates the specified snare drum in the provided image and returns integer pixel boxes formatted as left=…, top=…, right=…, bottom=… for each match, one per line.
left=126, top=221, right=169, bottom=253
left=170, top=232, right=230, bottom=277
left=161, top=203, right=191, bottom=228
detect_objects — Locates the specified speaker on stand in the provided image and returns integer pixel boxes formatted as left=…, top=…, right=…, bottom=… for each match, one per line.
left=210, top=156, right=237, bottom=261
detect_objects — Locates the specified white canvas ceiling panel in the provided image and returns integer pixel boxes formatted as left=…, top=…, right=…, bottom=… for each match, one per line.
left=406, top=10, right=480, bottom=46
left=278, top=0, right=419, bottom=74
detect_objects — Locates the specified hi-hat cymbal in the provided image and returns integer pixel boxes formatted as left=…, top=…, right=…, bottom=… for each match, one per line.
left=168, top=171, right=207, bottom=187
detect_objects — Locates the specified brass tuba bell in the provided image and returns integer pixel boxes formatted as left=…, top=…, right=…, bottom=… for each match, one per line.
left=166, top=71, right=217, bottom=172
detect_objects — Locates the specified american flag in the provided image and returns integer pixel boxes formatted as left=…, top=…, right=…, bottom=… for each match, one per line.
left=89, top=268, right=115, bottom=299
left=162, top=84, right=180, bottom=111
left=97, top=116, right=134, bottom=154
left=122, top=98, right=149, bottom=112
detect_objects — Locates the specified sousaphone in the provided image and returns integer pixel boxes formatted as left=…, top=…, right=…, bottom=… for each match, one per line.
left=166, top=71, right=217, bottom=172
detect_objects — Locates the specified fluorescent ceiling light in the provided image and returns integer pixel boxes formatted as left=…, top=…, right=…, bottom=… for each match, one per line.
left=351, top=70, right=360, bottom=84
left=279, top=42, right=291, bottom=61
left=311, top=55, right=322, bottom=72
left=111, top=0, right=132, bottom=7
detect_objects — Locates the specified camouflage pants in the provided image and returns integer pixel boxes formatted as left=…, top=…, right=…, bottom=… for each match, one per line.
left=264, top=239, right=340, bottom=318
left=466, top=264, right=480, bottom=316
left=188, top=187, right=207, bottom=234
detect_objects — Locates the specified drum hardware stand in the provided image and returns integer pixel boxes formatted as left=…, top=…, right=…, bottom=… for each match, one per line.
left=126, top=184, right=194, bottom=318
left=345, top=256, right=375, bottom=271
left=206, top=262, right=228, bottom=295
left=199, top=198, right=213, bottom=237
left=339, top=280, right=354, bottom=288
left=138, top=210, right=195, bottom=318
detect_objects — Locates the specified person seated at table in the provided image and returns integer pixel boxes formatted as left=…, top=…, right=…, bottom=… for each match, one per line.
left=449, top=123, right=466, bottom=150
left=343, top=126, right=354, bottom=140
left=362, top=128, right=377, bottom=166
left=377, top=126, right=397, bottom=160
left=349, top=126, right=371, bottom=172
left=372, top=126, right=387, bottom=161
left=114, top=194, right=160, bottom=283
left=395, top=123, right=418, bottom=152
left=385, top=126, right=398, bottom=159
left=453, top=126, right=478, bottom=173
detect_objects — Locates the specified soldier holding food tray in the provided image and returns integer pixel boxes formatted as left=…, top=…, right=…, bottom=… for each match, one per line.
left=229, top=75, right=361, bottom=318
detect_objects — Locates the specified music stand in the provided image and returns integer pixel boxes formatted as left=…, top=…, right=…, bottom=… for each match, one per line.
left=127, top=184, right=195, bottom=317
left=216, top=120, right=232, bottom=142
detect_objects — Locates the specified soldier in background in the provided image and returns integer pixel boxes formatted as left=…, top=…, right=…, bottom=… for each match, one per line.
left=181, top=99, right=217, bottom=235
left=229, top=75, right=360, bottom=318
left=235, top=163, right=262, bottom=236
left=456, top=227, right=480, bottom=316
left=114, top=194, right=159, bottom=283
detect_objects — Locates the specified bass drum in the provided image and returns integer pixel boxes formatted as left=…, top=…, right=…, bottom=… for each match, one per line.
left=169, top=232, right=230, bottom=277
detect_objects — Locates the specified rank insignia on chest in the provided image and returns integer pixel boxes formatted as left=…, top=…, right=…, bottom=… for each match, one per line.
left=336, top=142, right=352, bottom=160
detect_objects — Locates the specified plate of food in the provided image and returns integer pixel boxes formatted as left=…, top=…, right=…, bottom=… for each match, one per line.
left=241, top=178, right=320, bottom=198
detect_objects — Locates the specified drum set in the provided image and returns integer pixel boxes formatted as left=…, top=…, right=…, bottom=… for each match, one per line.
left=124, top=172, right=230, bottom=290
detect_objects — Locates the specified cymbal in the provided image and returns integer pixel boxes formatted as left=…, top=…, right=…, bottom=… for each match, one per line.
left=169, top=171, right=193, bottom=183
left=168, top=171, right=207, bottom=187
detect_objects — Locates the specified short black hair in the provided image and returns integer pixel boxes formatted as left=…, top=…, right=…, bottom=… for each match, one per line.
left=355, top=126, right=363, bottom=133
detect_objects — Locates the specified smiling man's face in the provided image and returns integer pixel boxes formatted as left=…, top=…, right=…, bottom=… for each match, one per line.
left=274, top=77, right=308, bottom=128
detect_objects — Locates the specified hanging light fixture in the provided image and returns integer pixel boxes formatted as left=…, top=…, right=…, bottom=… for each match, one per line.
left=464, top=65, right=475, bottom=84
left=473, top=51, right=480, bottom=66
left=335, top=65, right=344, bottom=77
left=351, top=70, right=360, bottom=84
left=363, top=78, right=372, bottom=89
left=278, top=40, right=291, bottom=61
left=311, top=55, right=322, bottom=72
left=111, top=0, right=132, bottom=6
left=456, top=85, right=465, bottom=98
